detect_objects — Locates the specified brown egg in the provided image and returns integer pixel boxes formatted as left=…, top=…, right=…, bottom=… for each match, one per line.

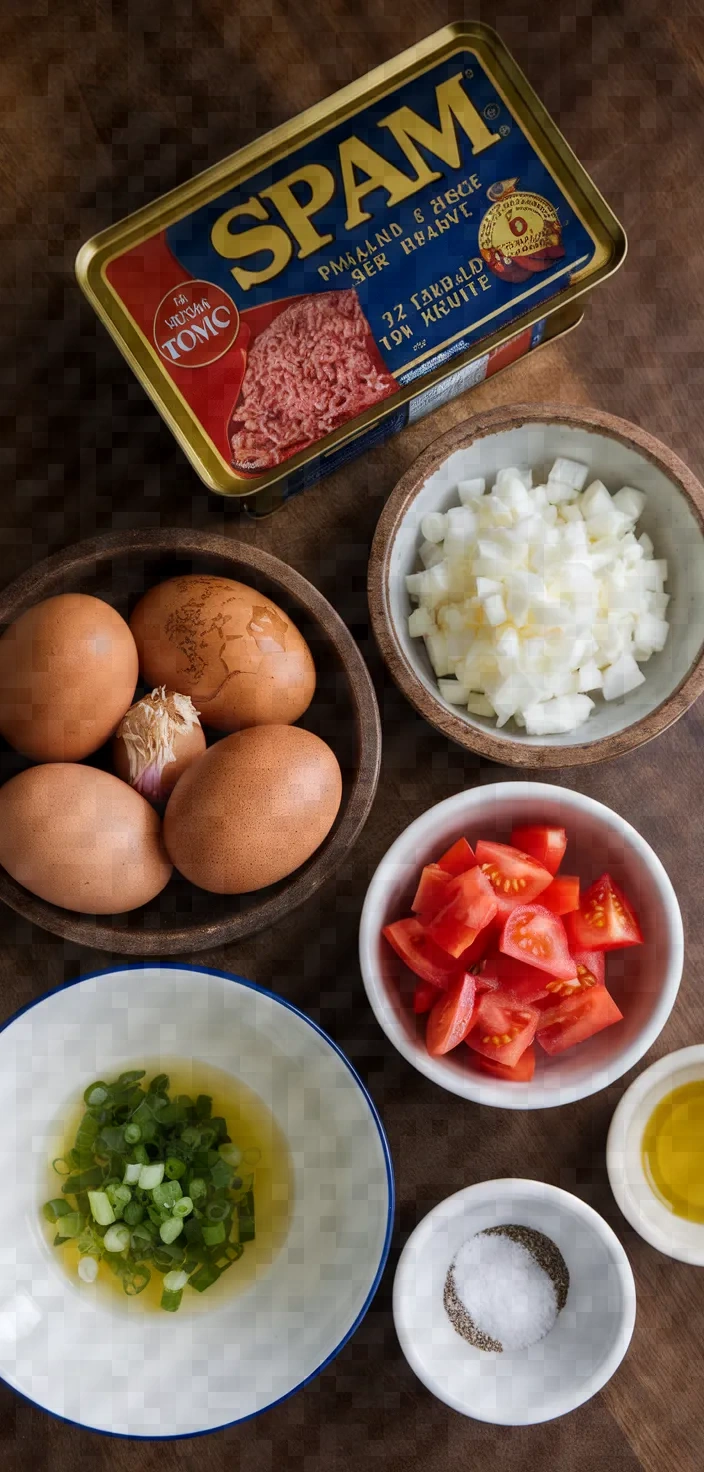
left=113, top=687, right=206, bottom=804
left=0, top=593, right=139, bottom=761
left=129, top=575, right=316, bottom=731
left=163, top=724, right=342, bottom=893
left=0, top=764, right=172, bottom=913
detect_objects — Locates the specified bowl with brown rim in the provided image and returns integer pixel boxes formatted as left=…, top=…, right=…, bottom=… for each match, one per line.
left=368, top=403, right=704, bottom=767
left=0, top=529, right=381, bottom=954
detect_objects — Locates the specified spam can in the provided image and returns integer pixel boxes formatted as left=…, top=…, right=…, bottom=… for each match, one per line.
left=76, top=23, right=626, bottom=513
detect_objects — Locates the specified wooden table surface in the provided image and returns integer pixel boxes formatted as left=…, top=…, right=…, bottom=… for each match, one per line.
left=2, top=0, right=703, bottom=1467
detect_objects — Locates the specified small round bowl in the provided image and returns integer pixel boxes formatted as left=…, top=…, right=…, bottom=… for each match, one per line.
left=0, top=529, right=381, bottom=954
left=607, top=1045, right=704, bottom=1264
left=368, top=402, right=704, bottom=767
left=0, top=964, right=393, bottom=1437
left=359, top=782, right=683, bottom=1109
left=393, top=1179, right=636, bottom=1425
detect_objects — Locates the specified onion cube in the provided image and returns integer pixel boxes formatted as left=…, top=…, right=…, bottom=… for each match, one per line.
left=466, top=693, right=495, bottom=717
left=523, top=695, right=594, bottom=735
left=408, top=607, right=433, bottom=638
left=581, top=480, right=613, bottom=518
left=602, top=653, right=647, bottom=701
left=405, top=572, right=425, bottom=597
left=638, top=531, right=654, bottom=557
left=425, top=632, right=451, bottom=676
left=419, top=539, right=444, bottom=569
left=634, top=612, right=669, bottom=653
left=546, top=480, right=580, bottom=504
left=549, top=457, right=589, bottom=491
left=483, top=592, right=507, bottom=626
left=438, top=677, right=470, bottom=704
left=613, top=486, right=646, bottom=522
left=457, top=477, right=485, bottom=504
left=420, top=511, right=447, bottom=544
left=578, top=661, right=604, bottom=692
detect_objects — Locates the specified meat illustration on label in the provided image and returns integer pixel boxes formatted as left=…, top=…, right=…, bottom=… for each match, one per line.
left=228, top=289, right=398, bottom=472
left=479, top=179, right=565, bottom=284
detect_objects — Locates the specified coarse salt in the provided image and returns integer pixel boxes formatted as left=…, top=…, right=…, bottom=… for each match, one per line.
left=450, top=1229, right=559, bottom=1352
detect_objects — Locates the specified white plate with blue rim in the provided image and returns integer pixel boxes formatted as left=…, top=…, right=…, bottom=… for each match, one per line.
left=0, top=964, right=393, bottom=1438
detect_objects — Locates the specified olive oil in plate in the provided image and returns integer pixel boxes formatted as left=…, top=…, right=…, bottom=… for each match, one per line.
left=44, top=1058, right=293, bottom=1313
left=642, top=1080, right=704, bottom=1223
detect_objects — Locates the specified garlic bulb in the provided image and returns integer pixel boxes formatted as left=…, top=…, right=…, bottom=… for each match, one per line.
left=113, top=687, right=206, bottom=803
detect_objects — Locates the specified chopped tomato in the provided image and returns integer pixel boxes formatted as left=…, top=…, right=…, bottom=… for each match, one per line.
left=465, top=992, right=538, bottom=1068
left=426, top=867, right=497, bottom=959
left=510, top=825, right=567, bottom=876
left=542, top=949, right=605, bottom=999
left=566, top=872, right=643, bottom=952
left=479, top=952, right=553, bottom=1005
left=475, top=840, right=553, bottom=919
left=501, top=904, right=575, bottom=980
left=437, top=837, right=476, bottom=876
left=426, top=973, right=477, bottom=1056
left=382, top=918, right=455, bottom=989
left=540, top=875, right=580, bottom=917
left=413, top=980, right=437, bottom=1015
left=537, top=986, right=623, bottom=1055
left=475, top=1044, right=536, bottom=1082
left=411, top=864, right=451, bottom=922
left=458, top=920, right=500, bottom=971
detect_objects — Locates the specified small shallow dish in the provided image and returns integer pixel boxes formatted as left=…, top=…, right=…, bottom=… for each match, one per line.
left=393, top=1178, right=636, bottom=1425
left=359, top=782, right=683, bottom=1109
left=0, top=529, right=381, bottom=954
left=607, top=1045, right=704, bottom=1264
left=368, top=402, right=704, bottom=766
left=0, top=964, right=393, bottom=1438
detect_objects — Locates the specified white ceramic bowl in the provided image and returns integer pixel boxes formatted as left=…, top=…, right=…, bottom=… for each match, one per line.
left=0, top=965, right=393, bottom=1438
left=393, top=1179, right=636, bottom=1425
left=369, top=404, right=704, bottom=766
left=359, top=782, right=683, bottom=1109
left=607, top=1045, right=704, bottom=1264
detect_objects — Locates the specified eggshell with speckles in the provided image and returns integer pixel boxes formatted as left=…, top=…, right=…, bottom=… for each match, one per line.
left=0, top=593, right=139, bottom=761
left=163, top=724, right=342, bottom=893
left=129, top=575, right=316, bottom=731
left=0, top=764, right=173, bottom=913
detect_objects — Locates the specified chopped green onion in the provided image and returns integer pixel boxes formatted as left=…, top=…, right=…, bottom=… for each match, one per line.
left=180, top=1126, right=201, bottom=1148
left=159, top=1217, right=183, bottom=1245
left=164, top=1157, right=186, bottom=1180
left=152, top=1179, right=182, bottom=1210
left=209, top=1158, right=234, bottom=1191
left=219, top=1144, right=242, bottom=1168
left=78, top=1256, right=99, bottom=1283
left=59, top=1212, right=85, bottom=1238
left=160, top=1288, right=183, bottom=1312
left=104, top=1224, right=131, bottom=1253
left=173, top=1197, right=193, bottom=1219
left=189, top=1261, right=221, bottom=1292
left=195, top=1094, right=213, bottom=1120
left=132, top=1144, right=149, bottom=1165
left=202, top=1221, right=226, bottom=1246
left=51, top=1158, right=71, bottom=1176
left=138, top=1163, right=165, bottom=1190
left=163, top=1270, right=188, bottom=1292
left=123, top=1267, right=151, bottom=1295
left=83, top=1083, right=110, bottom=1107
left=123, top=1162, right=142, bottom=1185
left=122, top=1201, right=144, bottom=1227
left=117, top=1070, right=146, bottom=1086
left=43, top=1198, right=71, bottom=1223
left=124, top=1124, right=141, bottom=1145
left=188, top=1177, right=207, bottom=1201
left=148, top=1074, right=170, bottom=1094
left=242, top=1148, right=261, bottom=1167
left=88, top=1191, right=115, bottom=1226
left=206, top=1200, right=231, bottom=1223
left=106, top=1184, right=132, bottom=1210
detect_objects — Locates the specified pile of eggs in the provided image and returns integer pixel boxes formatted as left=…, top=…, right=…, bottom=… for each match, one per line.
left=0, top=576, right=342, bottom=914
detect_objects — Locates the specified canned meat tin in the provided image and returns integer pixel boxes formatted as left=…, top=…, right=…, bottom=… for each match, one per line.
left=76, top=23, right=626, bottom=512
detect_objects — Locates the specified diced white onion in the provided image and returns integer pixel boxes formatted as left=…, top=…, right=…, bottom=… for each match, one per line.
left=405, top=461, right=668, bottom=734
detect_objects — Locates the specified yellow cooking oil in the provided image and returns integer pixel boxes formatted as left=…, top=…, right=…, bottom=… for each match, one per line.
left=642, top=1080, right=704, bottom=1223
left=44, top=1058, right=293, bottom=1313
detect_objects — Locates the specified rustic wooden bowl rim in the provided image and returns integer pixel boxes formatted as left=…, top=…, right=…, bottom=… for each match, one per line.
left=0, top=528, right=382, bottom=955
left=368, top=401, right=704, bottom=768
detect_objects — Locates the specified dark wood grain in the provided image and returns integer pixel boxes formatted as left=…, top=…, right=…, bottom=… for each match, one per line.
left=0, top=529, right=381, bottom=952
left=2, top=1, right=704, bottom=1469
left=368, top=402, right=704, bottom=766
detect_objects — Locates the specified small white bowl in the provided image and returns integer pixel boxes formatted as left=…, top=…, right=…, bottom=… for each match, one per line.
left=359, top=782, right=683, bottom=1109
left=393, top=1178, right=636, bottom=1425
left=368, top=404, right=704, bottom=766
left=607, top=1045, right=704, bottom=1264
left=0, top=964, right=393, bottom=1438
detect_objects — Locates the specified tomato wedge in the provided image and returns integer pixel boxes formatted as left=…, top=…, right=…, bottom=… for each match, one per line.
left=500, top=904, right=575, bottom=980
left=458, top=922, right=498, bottom=970
left=425, top=866, right=497, bottom=959
left=565, top=872, right=643, bottom=952
left=509, top=825, right=567, bottom=876
left=542, top=949, right=605, bottom=999
left=465, top=992, right=538, bottom=1068
left=475, top=1044, right=536, bottom=1082
left=537, top=986, right=623, bottom=1055
left=382, top=917, right=455, bottom=989
left=426, top=973, right=477, bottom=1056
left=540, top=876, right=580, bottom=917
left=437, top=837, right=476, bottom=876
left=478, top=951, right=554, bottom=1005
left=411, top=864, right=452, bottom=922
left=475, top=840, right=553, bottom=919
left=412, top=980, right=437, bottom=1014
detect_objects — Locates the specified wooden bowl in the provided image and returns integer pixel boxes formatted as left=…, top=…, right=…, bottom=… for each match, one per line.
left=0, top=530, right=381, bottom=953
left=368, top=403, right=704, bottom=767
